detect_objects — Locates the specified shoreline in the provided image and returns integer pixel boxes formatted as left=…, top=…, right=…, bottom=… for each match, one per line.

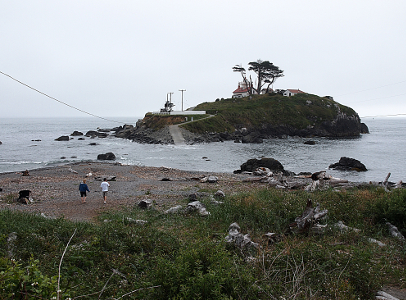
left=0, top=161, right=398, bottom=223
left=0, top=162, right=251, bottom=223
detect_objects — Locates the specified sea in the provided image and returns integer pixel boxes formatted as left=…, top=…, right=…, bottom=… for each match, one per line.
left=0, top=116, right=405, bottom=183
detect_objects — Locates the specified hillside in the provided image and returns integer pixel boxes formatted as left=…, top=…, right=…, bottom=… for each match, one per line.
left=180, top=93, right=368, bottom=139
left=113, top=93, right=368, bottom=144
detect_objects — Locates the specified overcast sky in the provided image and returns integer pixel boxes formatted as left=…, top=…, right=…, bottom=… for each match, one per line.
left=1, top=0, right=405, bottom=122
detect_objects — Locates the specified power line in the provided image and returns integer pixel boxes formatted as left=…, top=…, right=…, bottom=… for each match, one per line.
left=0, top=70, right=129, bottom=124
left=346, top=92, right=406, bottom=104
left=361, top=113, right=406, bottom=118
left=337, top=80, right=406, bottom=97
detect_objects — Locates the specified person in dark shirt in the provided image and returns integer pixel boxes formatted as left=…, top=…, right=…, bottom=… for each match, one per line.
left=79, top=179, right=90, bottom=203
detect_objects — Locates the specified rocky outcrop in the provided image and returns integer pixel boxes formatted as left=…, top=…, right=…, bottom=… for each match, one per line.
left=97, top=152, right=116, bottom=161
left=235, top=158, right=285, bottom=174
left=85, top=131, right=109, bottom=138
left=329, top=157, right=367, bottom=172
left=71, top=131, right=83, bottom=136
left=55, top=135, right=70, bottom=141
left=102, top=100, right=369, bottom=145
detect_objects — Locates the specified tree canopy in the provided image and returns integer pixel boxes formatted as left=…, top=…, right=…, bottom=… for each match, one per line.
left=233, top=60, right=284, bottom=95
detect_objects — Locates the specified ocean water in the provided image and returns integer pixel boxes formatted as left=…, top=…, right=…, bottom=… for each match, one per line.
left=0, top=116, right=405, bottom=183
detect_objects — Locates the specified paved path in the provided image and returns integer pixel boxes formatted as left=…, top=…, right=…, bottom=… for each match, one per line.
left=168, top=114, right=214, bottom=146
left=169, top=125, right=186, bottom=145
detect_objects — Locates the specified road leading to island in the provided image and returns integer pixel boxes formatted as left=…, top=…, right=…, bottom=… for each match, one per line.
left=169, top=114, right=214, bottom=145
left=169, top=125, right=186, bottom=145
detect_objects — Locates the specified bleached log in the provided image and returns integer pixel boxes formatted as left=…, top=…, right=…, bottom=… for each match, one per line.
left=386, top=222, right=405, bottom=241
left=334, top=221, right=361, bottom=233
left=376, top=290, right=400, bottom=300
left=242, top=176, right=267, bottom=182
left=290, top=199, right=328, bottom=233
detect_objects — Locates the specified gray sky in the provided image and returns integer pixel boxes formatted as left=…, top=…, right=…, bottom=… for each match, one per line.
left=1, top=0, right=405, bottom=121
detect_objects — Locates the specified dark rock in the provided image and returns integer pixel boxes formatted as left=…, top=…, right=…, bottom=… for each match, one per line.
left=304, top=140, right=316, bottom=145
left=97, top=128, right=111, bottom=133
left=78, top=138, right=85, bottom=140
left=242, top=133, right=263, bottom=144
left=89, top=142, right=98, bottom=146
left=60, top=156, right=66, bottom=159
left=71, top=131, right=83, bottom=136
left=188, top=193, right=198, bottom=202
left=138, top=199, right=153, bottom=209
left=161, top=177, right=172, bottom=181
left=22, top=170, right=29, bottom=176
left=31, top=139, right=41, bottom=142
left=19, top=190, right=31, bottom=198
left=361, top=123, right=369, bottom=134
left=329, top=157, right=367, bottom=172
left=55, top=136, right=70, bottom=141
left=0, top=141, right=2, bottom=145
left=86, top=131, right=108, bottom=138
left=97, top=152, right=116, bottom=161
left=240, top=158, right=284, bottom=173
left=18, top=190, right=31, bottom=204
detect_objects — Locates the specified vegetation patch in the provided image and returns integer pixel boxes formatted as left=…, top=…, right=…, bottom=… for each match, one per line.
left=180, top=93, right=358, bottom=134
left=0, top=187, right=405, bottom=298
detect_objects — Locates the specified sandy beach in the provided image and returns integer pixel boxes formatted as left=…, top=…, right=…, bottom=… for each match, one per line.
left=0, top=162, right=252, bottom=222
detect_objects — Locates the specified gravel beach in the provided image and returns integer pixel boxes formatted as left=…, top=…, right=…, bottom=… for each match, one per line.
left=0, top=162, right=252, bottom=223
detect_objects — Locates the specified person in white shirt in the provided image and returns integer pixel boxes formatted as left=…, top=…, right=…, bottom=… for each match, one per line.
left=100, top=178, right=110, bottom=204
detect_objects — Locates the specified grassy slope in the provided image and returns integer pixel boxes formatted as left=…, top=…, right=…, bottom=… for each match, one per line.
left=1, top=187, right=405, bottom=299
left=180, top=93, right=358, bottom=134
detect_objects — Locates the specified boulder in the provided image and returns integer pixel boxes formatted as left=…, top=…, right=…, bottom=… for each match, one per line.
left=71, top=131, right=83, bottom=136
left=86, top=130, right=108, bottom=138
left=360, top=123, right=369, bottom=134
left=97, top=152, right=116, bottom=161
left=17, top=190, right=32, bottom=204
left=329, top=157, right=367, bottom=172
left=55, top=135, right=70, bottom=141
left=241, top=133, right=263, bottom=144
left=238, top=158, right=284, bottom=173
left=214, top=190, right=225, bottom=199
left=138, top=199, right=154, bottom=209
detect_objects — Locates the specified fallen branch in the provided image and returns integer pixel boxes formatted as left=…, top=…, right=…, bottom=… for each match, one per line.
left=57, top=228, right=77, bottom=300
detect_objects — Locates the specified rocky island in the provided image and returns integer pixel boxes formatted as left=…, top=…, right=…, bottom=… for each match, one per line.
left=112, top=92, right=369, bottom=144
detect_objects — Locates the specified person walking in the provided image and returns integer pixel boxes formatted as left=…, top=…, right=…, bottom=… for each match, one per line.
left=79, top=179, right=90, bottom=203
left=100, top=178, right=110, bottom=204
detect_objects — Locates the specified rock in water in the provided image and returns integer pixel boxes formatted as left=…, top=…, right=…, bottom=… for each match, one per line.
left=329, top=157, right=367, bottom=171
left=97, top=152, right=116, bottom=161
left=55, top=136, right=70, bottom=141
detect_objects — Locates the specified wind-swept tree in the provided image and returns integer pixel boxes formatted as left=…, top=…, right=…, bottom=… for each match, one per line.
left=232, top=64, right=253, bottom=96
left=233, top=60, right=284, bottom=95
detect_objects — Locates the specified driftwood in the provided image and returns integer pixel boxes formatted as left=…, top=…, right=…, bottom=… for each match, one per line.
left=289, top=199, right=328, bottom=233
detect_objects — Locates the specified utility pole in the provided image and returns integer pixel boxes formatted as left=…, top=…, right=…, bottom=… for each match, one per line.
left=169, top=92, right=174, bottom=105
left=179, top=89, right=186, bottom=111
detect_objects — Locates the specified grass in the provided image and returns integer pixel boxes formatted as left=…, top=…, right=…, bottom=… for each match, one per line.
left=0, top=187, right=405, bottom=299
left=180, top=93, right=359, bottom=134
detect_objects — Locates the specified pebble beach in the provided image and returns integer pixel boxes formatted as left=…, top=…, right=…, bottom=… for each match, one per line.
left=0, top=162, right=251, bottom=222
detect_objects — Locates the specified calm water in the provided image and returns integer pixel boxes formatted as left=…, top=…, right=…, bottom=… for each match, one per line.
left=0, top=116, right=405, bottom=183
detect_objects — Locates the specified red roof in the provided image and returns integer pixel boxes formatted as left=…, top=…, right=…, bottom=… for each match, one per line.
left=233, top=86, right=249, bottom=94
left=287, top=89, right=305, bottom=94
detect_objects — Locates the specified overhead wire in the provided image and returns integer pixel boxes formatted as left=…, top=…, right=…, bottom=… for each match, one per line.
left=0, top=70, right=132, bottom=124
